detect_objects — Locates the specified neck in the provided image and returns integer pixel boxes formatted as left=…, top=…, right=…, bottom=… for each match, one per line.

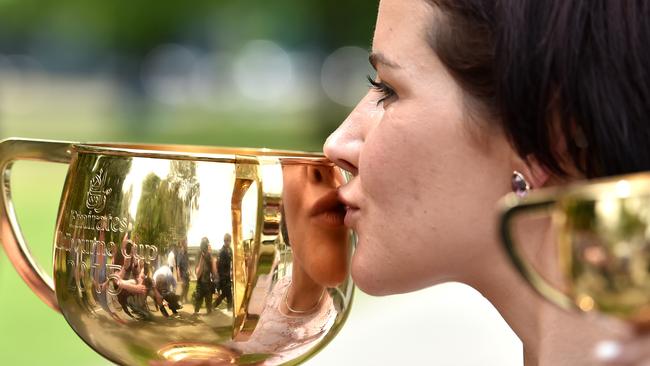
left=286, top=264, right=325, bottom=313
left=458, top=216, right=549, bottom=365
left=465, top=255, right=542, bottom=365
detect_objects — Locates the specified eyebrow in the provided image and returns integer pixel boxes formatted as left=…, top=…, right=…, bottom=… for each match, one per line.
left=369, top=52, right=400, bottom=70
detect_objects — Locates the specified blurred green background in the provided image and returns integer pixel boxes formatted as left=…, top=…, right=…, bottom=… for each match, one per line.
left=0, top=1, right=376, bottom=364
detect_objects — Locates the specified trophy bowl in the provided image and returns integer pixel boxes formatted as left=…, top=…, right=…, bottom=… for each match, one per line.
left=499, top=172, right=650, bottom=330
left=0, top=138, right=354, bottom=365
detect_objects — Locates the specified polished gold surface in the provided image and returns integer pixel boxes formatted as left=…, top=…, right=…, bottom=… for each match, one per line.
left=0, top=138, right=354, bottom=365
left=500, top=172, right=650, bottom=328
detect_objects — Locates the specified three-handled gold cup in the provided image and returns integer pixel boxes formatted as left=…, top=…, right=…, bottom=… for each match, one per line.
left=0, top=138, right=354, bottom=365
left=499, top=172, right=650, bottom=329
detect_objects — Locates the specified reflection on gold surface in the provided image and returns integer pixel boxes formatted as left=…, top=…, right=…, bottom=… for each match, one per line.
left=157, top=343, right=237, bottom=363
left=500, top=172, right=650, bottom=329
left=578, top=295, right=595, bottom=312
left=0, top=139, right=354, bottom=366
left=223, top=164, right=351, bottom=364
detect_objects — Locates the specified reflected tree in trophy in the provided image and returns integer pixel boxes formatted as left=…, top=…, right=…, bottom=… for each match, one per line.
left=133, top=160, right=200, bottom=260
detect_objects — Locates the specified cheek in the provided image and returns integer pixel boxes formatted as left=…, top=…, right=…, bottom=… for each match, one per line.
left=351, top=108, right=450, bottom=290
left=300, top=223, right=350, bottom=286
left=362, top=101, right=509, bottom=218
left=283, top=186, right=305, bottom=237
left=361, top=106, right=444, bottom=210
left=352, top=102, right=513, bottom=292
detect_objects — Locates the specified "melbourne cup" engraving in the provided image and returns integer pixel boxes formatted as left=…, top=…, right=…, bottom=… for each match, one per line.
left=56, top=231, right=159, bottom=295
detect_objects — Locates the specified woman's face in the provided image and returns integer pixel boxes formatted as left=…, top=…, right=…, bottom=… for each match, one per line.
left=324, top=0, right=517, bottom=295
left=282, top=164, right=350, bottom=288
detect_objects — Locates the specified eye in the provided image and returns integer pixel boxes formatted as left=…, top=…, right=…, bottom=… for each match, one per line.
left=367, top=75, right=396, bottom=106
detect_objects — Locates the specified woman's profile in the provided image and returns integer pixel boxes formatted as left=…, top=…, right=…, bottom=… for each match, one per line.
left=323, top=1, right=650, bottom=365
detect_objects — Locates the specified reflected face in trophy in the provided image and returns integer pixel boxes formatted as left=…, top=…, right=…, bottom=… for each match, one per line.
left=281, top=164, right=350, bottom=287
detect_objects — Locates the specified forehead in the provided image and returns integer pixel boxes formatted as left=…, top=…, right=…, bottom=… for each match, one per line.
left=373, top=0, right=438, bottom=69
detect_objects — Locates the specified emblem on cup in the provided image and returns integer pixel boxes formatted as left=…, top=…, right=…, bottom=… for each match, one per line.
left=86, top=168, right=112, bottom=214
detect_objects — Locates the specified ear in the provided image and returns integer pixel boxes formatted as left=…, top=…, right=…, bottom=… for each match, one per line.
left=511, top=154, right=551, bottom=189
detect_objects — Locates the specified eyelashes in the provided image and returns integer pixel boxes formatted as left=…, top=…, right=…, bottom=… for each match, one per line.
left=367, top=75, right=396, bottom=106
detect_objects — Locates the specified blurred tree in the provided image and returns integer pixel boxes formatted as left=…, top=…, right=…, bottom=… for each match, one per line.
left=132, top=161, right=199, bottom=256
left=132, top=173, right=164, bottom=247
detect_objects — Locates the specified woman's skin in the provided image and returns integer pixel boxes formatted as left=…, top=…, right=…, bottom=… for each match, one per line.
left=324, top=0, right=632, bottom=364
left=281, top=164, right=349, bottom=313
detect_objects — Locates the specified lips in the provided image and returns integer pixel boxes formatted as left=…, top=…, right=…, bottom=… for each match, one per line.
left=310, top=189, right=347, bottom=227
left=337, top=189, right=359, bottom=211
left=337, top=185, right=361, bottom=228
left=343, top=206, right=360, bottom=228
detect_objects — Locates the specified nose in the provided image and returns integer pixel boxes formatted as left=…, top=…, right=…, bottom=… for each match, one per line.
left=323, top=93, right=379, bottom=176
left=308, top=165, right=340, bottom=188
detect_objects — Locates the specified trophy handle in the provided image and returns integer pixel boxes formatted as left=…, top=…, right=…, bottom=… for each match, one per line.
left=499, top=192, right=576, bottom=311
left=231, top=157, right=282, bottom=341
left=0, top=138, right=73, bottom=312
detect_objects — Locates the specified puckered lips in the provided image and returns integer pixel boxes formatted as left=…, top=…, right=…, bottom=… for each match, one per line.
left=309, top=189, right=347, bottom=227
left=337, top=187, right=360, bottom=229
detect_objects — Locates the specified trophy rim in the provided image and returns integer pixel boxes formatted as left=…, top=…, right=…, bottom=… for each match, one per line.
left=73, top=142, right=331, bottom=165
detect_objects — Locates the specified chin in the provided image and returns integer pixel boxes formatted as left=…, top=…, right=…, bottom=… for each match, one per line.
left=349, top=244, right=394, bottom=295
left=351, top=252, right=436, bottom=296
left=315, top=268, right=349, bottom=288
left=351, top=260, right=400, bottom=296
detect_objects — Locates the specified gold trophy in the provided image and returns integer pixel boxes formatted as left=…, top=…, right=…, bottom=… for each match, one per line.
left=0, top=138, right=354, bottom=365
left=500, top=172, right=650, bottom=330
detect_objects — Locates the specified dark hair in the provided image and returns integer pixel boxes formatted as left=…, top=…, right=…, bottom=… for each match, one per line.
left=427, top=0, right=650, bottom=178
left=200, top=237, right=210, bottom=254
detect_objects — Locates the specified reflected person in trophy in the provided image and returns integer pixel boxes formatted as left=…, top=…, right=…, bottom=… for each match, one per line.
left=177, top=238, right=191, bottom=304
left=112, top=238, right=147, bottom=319
left=126, top=258, right=155, bottom=320
left=234, top=163, right=350, bottom=362
left=167, top=244, right=177, bottom=279
left=193, top=237, right=217, bottom=315
left=153, top=264, right=182, bottom=318
left=214, top=233, right=233, bottom=311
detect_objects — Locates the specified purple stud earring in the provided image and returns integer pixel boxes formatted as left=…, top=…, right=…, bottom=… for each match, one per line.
left=511, top=171, right=530, bottom=197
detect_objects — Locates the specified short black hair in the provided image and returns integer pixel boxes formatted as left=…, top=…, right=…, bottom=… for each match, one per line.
left=428, top=0, right=650, bottom=178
